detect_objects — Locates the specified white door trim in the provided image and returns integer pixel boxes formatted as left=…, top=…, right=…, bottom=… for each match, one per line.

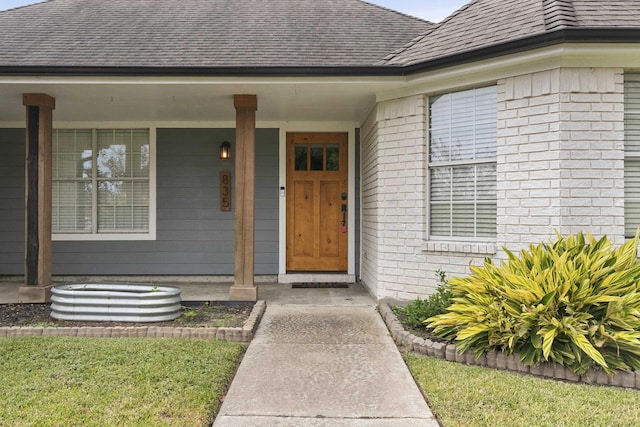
left=276, top=122, right=357, bottom=278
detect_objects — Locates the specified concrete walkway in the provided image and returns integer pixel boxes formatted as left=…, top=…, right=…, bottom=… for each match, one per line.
left=214, top=285, right=439, bottom=426
left=0, top=280, right=438, bottom=425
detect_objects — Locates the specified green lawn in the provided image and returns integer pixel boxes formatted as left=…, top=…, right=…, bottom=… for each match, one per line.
left=406, top=353, right=640, bottom=427
left=0, top=337, right=245, bottom=426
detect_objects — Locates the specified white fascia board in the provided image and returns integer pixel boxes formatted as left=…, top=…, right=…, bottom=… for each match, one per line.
left=0, top=121, right=238, bottom=128
left=557, top=43, right=640, bottom=68
left=376, top=43, right=640, bottom=102
left=0, top=120, right=360, bottom=130
left=50, top=121, right=238, bottom=129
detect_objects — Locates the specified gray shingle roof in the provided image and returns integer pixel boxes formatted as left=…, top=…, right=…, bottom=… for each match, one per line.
left=0, top=0, right=432, bottom=68
left=382, top=0, right=640, bottom=67
left=573, top=0, right=640, bottom=26
left=0, top=0, right=637, bottom=74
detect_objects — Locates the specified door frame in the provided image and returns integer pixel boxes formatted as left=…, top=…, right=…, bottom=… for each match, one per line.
left=277, top=123, right=357, bottom=280
left=285, top=132, right=348, bottom=272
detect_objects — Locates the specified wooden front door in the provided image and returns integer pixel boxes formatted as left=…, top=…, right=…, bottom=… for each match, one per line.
left=286, top=132, right=348, bottom=271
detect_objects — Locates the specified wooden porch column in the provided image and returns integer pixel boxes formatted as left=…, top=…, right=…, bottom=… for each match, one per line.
left=229, top=95, right=258, bottom=301
left=20, top=94, right=55, bottom=303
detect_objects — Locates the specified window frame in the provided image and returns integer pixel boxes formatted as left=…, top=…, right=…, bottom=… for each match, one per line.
left=624, top=73, right=640, bottom=238
left=52, top=126, right=157, bottom=241
left=426, top=86, right=498, bottom=242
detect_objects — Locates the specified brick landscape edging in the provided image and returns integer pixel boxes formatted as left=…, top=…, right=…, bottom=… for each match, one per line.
left=0, top=300, right=267, bottom=343
left=379, top=300, right=640, bottom=390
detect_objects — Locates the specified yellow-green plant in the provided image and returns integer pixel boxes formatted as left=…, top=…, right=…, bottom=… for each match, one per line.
left=427, top=231, right=640, bottom=374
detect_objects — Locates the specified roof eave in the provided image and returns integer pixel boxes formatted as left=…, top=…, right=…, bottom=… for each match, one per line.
left=403, top=27, right=640, bottom=75
left=0, top=28, right=638, bottom=78
left=0, top=64, right=406, bottom=78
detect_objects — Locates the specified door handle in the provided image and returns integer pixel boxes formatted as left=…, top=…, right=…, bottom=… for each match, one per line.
left=341, top=204, right=347, bottom=233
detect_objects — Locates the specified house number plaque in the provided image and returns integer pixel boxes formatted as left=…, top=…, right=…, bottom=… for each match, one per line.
left=220, top=171, right=231, bottom=212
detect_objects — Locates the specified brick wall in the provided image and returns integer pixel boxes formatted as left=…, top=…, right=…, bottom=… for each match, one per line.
left=360, top=95, right=489, bottom=301
left=362, top=67, right=626, bottom=301
left=360, top=105, right=381, bottom=297
left=498, top=67, right=625, bottom=255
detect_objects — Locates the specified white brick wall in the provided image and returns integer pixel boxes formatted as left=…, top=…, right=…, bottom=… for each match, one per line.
left=361, top=67, right=626, bottom=301
left=498, top=67, right=625, bottom=254
left=360, top=104, right=381, bottom=297
left=360, top=95, right=489, bottom=301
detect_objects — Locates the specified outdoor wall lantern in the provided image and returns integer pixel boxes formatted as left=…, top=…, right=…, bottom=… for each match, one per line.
left=220, top=141, right=231, bottom=160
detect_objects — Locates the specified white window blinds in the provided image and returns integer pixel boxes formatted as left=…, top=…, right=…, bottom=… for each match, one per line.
left=428, top=86, right=497, bottom=238
left=624, top=74, right=640, bottom=237
left=53, top=129, right=150, bottom=235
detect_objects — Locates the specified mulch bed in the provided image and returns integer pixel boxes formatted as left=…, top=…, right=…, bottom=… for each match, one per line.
left=392, top=308, right=451, bottom=342
left=0, top=302, right=252, bottom=328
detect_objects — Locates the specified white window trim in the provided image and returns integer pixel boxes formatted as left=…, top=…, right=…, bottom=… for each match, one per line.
left=424, top=88, right=498, bottom=250
left=625, top=78, right=640, bottom=238
left=422, top=240, right=497, bottom=255
left=52, top=127, right=157, bottom=241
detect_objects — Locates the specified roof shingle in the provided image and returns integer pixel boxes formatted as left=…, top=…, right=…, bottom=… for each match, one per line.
left=0, top=0, right=432, bottom=68
left=382, top=0, right=640, bottom=67
left=0, top=0, right=637, bottom=73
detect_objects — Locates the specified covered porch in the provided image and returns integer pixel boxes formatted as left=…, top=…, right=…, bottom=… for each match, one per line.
left=0, top=75, right=404, bottom=302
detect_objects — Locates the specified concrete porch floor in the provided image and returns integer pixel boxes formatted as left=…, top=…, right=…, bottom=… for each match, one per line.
left=0, top=280, right=375, bottom=305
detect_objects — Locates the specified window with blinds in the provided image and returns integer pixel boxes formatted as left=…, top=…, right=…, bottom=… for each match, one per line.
left=625, top=74, right=640, bottom=238
left=428, top=86, right=497, bottom=239
left=52, top=129, right=150, bottom=235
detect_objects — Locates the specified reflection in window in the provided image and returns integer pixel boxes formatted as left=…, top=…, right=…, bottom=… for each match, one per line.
left=52, top=129, right=93, bottom=179
left=310, top=144, right=323, bottom=171
left=294, top=142, right=340, bottom=172
left=429, top=86, right=497, bottom=238
left=52, top=181, right=92, bottom=232
left=52, top=128, right=150, bottom=235
left=326, top=144, right=339, bottom=171
left=295, top=144, right=307, bottom=171
left=429, top=87, right=497, bottom=163
left=430, top=164, right=496, bottom=238
left=98, top=181, right=149, bottom=232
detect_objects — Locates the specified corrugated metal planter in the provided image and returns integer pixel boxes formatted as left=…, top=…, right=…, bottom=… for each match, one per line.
left=51, top=284, right=182, bottom=322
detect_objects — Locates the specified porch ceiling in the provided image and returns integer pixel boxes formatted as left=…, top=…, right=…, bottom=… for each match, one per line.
left=0, top=77, right=405, bottom=124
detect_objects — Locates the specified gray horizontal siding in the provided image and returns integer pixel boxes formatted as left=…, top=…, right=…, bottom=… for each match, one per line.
left=0, top=129, right=26, bottom=273
left=0, top=127, right=279, bottom=276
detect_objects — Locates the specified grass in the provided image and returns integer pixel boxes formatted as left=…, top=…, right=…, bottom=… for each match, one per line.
left=0, top=337, right=245, bottom=426
left=405, top=353, right=640, bottom=427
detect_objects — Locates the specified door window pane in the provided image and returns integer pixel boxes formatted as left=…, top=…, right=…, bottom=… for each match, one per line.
left=310, top=144, right=324, bottom=171
left=326, top=144, right=339, bottom=171
left=295, top=144, right=308, bottom=171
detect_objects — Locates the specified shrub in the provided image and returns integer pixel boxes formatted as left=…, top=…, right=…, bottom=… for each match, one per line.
left=427, top=231, right=640, bottom=374
left=395, top=270, right=453, bottom=329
